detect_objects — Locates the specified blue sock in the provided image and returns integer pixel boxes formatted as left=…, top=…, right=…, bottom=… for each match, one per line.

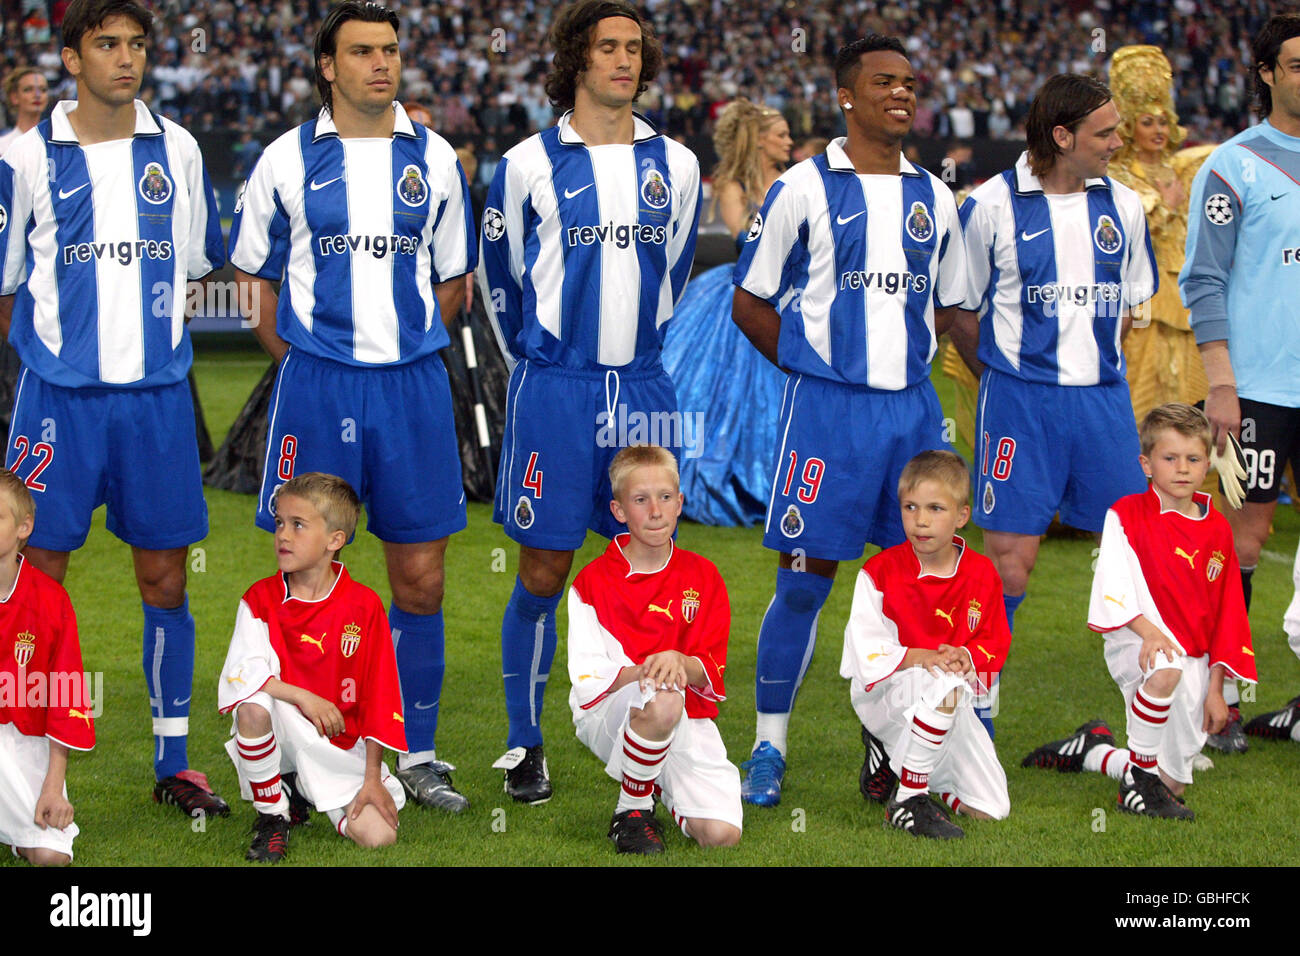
left=976, top=672, right=1000, bottom=740
left=390, top=606, right=444, bottom=756
left=502, top=577, right=560, bottom=749
left=1003, top=593, right=1025, bottom=632
left=754, top=568, right=834, bottom=714
left=142, top=598, right=196, bottom=780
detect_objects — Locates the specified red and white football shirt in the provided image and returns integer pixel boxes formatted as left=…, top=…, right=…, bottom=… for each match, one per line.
left=841, top=537, right=1011, bottom=692
left=568, top=537, right=729, bottom=719
left=0, top=556, right=94, bottom=751
left=219, top=563, right=408, bottom=752
left=1089, top=488, right=1255, bottom=680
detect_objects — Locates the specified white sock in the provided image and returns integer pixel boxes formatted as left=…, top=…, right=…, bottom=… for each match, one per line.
left=1222, top=680, right=1239, bottom=708
left=398, top=749, right=436, bottom=770
left=754, top=712, right=789, bottom=757
left=897, top=702, right=954, bottom=801
left=237, top=731, right=289, bottom=818
left=616, top=725, right=673, bottom=813
left=1084, top=743, right=1132, bottom=781
left=1128, top=684, right=1175, bottom=773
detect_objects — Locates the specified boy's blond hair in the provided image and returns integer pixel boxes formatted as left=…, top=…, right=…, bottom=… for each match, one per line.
left=1139, top=402, right=1212, bottom=457
left=609, top=445, right=679, bottom=500
left=0, top=468, right=35, bottom=546
left=897, top=450, right=971, bottom=508
left=275, top=472, right=360, bottom=542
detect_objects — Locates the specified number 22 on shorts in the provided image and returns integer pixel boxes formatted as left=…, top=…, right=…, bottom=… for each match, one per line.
left=10, top=435, right=53, bottom=491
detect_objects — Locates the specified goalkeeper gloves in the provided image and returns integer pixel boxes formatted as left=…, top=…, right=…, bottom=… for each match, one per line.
left=1211, top=431, right=1248, bottom=509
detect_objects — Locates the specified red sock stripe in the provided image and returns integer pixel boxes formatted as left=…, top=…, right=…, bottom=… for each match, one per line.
left=623, top=733, right=672, bottom=758
left=940, top=792, right=962, bottom=812
left=623, top=746, right=669, bottom=768
left=1130, top=749, right=1157, bottom=769
left=251, top=776, right=282, bottom=803
left=912, top=717, right=949, bottom=739
left=1133, top=690, right=1171, bottom=720
left=238, top=735, right=278, bottom=761
left=1100, top=749, right=1113, bottom=774
left=621, top=775, right=654, bottom=797
left=900, top=768, right=929, bottom=790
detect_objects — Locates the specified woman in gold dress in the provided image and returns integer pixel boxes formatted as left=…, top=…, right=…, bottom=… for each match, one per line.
left=1107, top=45, right=1215, bottom=423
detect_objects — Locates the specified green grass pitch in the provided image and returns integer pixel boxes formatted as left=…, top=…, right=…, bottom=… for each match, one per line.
left=9, top=341, right=1300, bottom=867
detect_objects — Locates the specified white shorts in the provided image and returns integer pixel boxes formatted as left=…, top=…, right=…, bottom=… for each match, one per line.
left=1104, top=628, right=1209, bottom=785
left=226, top=692, right=405, bottom=833
left=0, top=722, right=78, bottom=858
left=850, top=667, right=1010, bottom=819
left=573, top=683, right=743, bottom=831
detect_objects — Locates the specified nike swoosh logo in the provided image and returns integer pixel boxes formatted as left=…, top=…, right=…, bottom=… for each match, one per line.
left=836, top=211, right=865, bottom=225
left=1271, top=193, right=1288, bottom=201
left=502, top=673, right=520, bottom=679
left=58, top=183, right=89, bottom=200
left=172, top=696, right=192, bottom=707
left=1020, top=228, right=1050, bottom=241
left=413, top=700, right=439, bottom=710
left=757, top=677, right=790, bottom=684
left=310, top=176, right=343, bottom=191
left=564, top=184, right=593, bottom=199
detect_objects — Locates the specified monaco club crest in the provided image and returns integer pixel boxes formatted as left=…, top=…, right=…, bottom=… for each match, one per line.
left=1207, top=550, right=1225, bottom=583
left=340, top=622, right=362, bottom=658
left=967, top=599, right=982, bottom=632
left=681, top=587, right=700, bottom=624
left=13, top=630, right=35, bottom=668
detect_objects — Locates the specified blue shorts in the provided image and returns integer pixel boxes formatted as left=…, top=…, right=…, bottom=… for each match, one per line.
left=762, top=375, right=949, bottom=561
left=495, top=360, right=679, bottom=551
left=6, top=369, right=207, bottom=551
left=973, top=369, right=1145, bottom=534
left=256, top=349, right=466, bottom=544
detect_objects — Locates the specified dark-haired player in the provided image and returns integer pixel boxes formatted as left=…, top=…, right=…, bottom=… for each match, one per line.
left=0, top=0, right=227, bottom=818
left=731, top=35, right=966, bottom=806
left=229, top=1, right=476, bottom=813
left=478, top=0, right=700, bottom=804
left=951, top=74, right=1157, bottom=735
left=1180, top=13, right=1300, bottom=746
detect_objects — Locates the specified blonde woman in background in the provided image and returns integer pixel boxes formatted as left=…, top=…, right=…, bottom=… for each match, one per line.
left=662, top=99, right=792, bottom=525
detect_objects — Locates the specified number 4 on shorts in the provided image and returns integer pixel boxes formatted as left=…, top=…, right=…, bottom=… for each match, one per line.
left=522, top=451, right=543, bottom=497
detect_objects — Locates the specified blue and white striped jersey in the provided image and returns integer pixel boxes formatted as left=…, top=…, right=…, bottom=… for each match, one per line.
left=0, top=100, right=223, bottom=388
left=228, top=104, right=476, bottom=367
left=1180, top=120, right=1300, bottom=407
left=477, top=111, right=701, bottom=372
left=960, top=152, right=1157, bottom=387
left=733, top=139, right=966, bottom=390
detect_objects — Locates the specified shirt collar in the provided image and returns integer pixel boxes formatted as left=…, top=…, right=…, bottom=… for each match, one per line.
left=912, top=535, right=967, bottom=579
left=1146, top=483, right=1211, bottom=520
left=610, top=533, right=674, bottom=577
left=824, top=137, right=923, bottom=176
left=555, top=109, right=660, bottom=146
left=0, top=553, right=25, bottom=604
left=312, top=102, right=417, bottom=142
left=281, top=562, right=349, bottom=603
left=1013, top=150, right=1108, bottom=195
left=48, top=99, right=163, bottom=144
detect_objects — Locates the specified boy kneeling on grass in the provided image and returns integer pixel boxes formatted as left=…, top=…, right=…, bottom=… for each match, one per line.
left=841, top=450, right=1012, bottom=840
left=0, top=469, right=93, bottom=865
left=218, top=473, right=407, bottom=862
left=1022, top=403, right=1256, bottom=820
left=567, top=445, right=741, bottom=855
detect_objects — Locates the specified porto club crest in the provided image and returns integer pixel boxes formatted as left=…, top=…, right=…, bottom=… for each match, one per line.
left=397, top=164, right=428, bottom=207
left=780, top=504, right=804, bottom=538
left=1093, top=214, right=1122, bottom=254
left=905, top=201, right=933, bottom=242
left=515, top=496, right=535, bottom=530
left=640, top=167, right=669, bottom=210
left=138, top=162, right=173, bottom=205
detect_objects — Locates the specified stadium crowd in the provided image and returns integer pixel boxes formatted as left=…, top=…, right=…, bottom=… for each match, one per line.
left=0, top=0, right=1278, bottom=186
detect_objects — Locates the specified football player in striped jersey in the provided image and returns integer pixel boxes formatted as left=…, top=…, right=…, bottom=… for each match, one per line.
left=229, top=1, right=476, bottom=814
left=479, top=0, right=700, bottom=804
left=0, top=0, right=227, bottom=819
left=730, top=35, right=967, bottom=806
